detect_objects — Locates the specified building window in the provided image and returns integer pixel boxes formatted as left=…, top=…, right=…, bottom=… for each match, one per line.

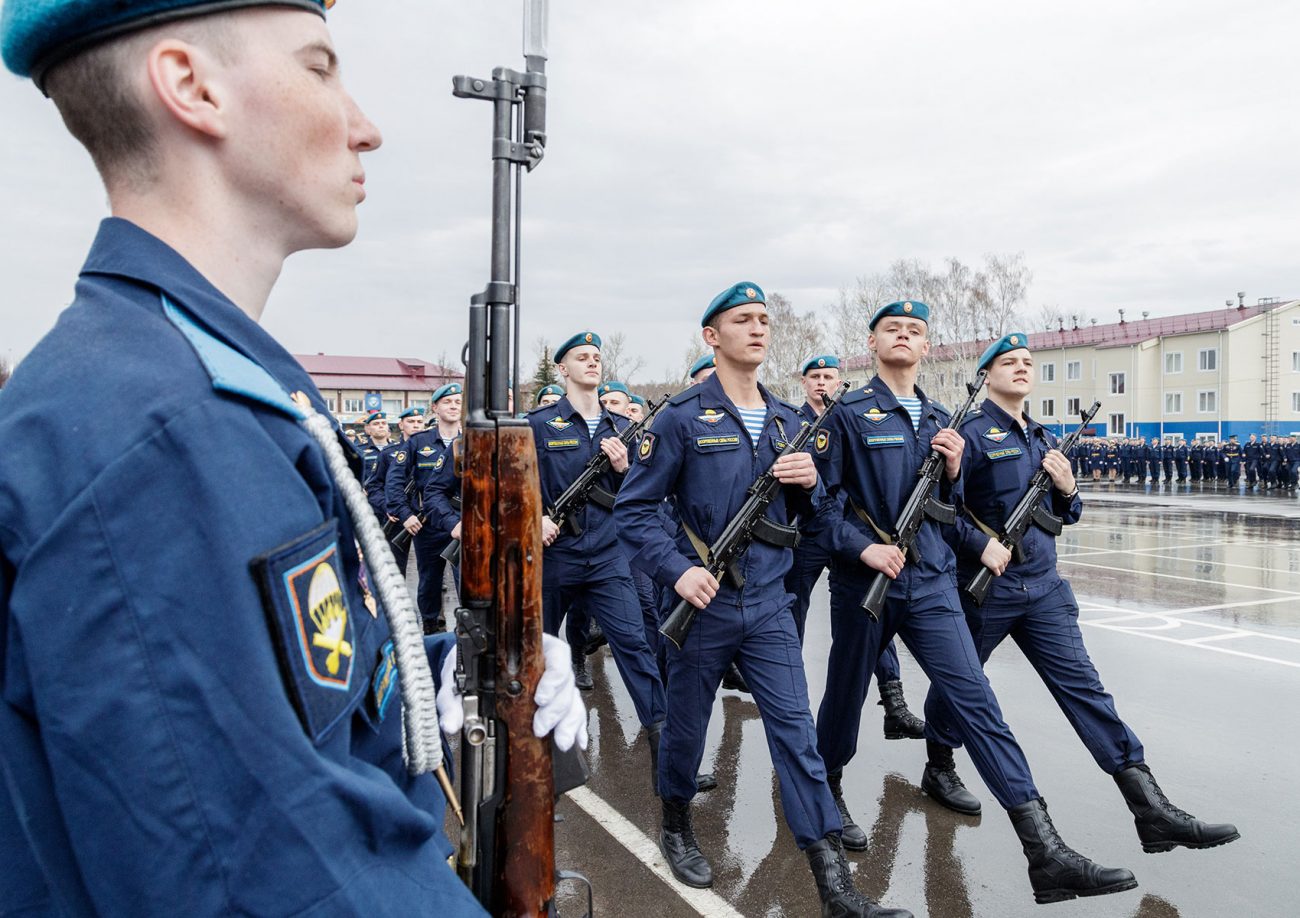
left=1165, top=392, right=1182, bottom=414
left=1164, top=352, right=1183, bottom=374
left=1292, top=352, right=1300, bottom=372
left=1023, top=400, right=1030, bottom=416
left=1198, top=348, right=1218, bottom=371
left=1066, top=397, right=1081, bottom=415
left=1041, top=363, right=1056, bottom=382
left=1198, top=390, right=1217, bottom=413
left=1293, top=392, right=1300, bottom=413
left=1066, top=361, right=1081, bottom=381
left=1109, top=413, right=1125, bottom=435
left=343, top=397, right=364, bottom=414
left=383, top=398, right=403, bottom=416
left=325, top=397, right=337, bottom=413
left=1109, top=372, right=1125, bottom=395
left=1041, top=399, right=1055, bottom=417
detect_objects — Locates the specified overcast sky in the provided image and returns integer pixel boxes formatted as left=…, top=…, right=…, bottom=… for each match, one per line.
left=2, top=0, right=1297, bottom=380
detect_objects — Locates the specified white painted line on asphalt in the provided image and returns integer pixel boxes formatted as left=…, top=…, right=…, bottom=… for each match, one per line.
left=1080, top=621, right=1300, bottom=669
left=1058, top=557, right=1300, bottom=595
left=1078, top=595, right=1300, bottom=620
left=566, top=785, right=746, bottom=918
left=1181, top=632, right=1253, bottom=644
left=1057, top=541, right=1234, bottom=559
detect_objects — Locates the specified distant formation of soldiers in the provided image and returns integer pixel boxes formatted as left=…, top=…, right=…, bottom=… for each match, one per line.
left=1067, top=434, right=1299, bottom=492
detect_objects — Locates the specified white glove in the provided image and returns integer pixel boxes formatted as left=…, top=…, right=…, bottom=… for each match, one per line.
left=437, top=633, right=588, bottom=752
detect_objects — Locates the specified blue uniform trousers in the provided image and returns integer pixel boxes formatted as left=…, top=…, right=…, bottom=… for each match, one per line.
left=632, top=566, right=662, bottom=661
left=785, top=547, right=903, bottom=683
left=1227, top=459, right=1241, bottom=483
left=817, top=576, right=1039, bottom=810
left=413, top=528, right=450, bottom=628
left=660, top=593, right=840, bottom=848
left=1177, top=458, right=1189, bottom=480
left=1146, top=459, right=1159, bottom=481
left=928, top=579, right=1144, bottom=775
left=1245, top=460, right=1258, bottom=485
left=543, top=562, right=665, bottom=728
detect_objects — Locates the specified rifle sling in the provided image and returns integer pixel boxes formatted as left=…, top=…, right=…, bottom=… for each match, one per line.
left=680, top=514, right=799, bottom=568
left=849, top=499, right=918, bottom=563
left=963, top=507, right=1000, bottom=540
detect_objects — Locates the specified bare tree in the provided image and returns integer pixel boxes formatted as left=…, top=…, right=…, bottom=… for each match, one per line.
left=599, top=331, right=646, bottom=384
left=982, top=252, right=1033, bottom=334
left=760, top=292, right=823, bottom=401
left=0, top=355, right=11, bottom=390
left=680, top=334, right=709, bottom=381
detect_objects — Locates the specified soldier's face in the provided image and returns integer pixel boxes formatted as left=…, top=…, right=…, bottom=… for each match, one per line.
left=803, top=367, right=840, bottom=402
left=627, top=403, right=644, bottom=422
left=399, top=415, right=424, bottom=436
left=985, top=350, right=1033, bottom=398
left=704, top=305, right=769, bottom=368
left=219, top=11, right=382, bottom=252
left=434, top=394, right=462, bottom=425
left=365, top=419, right=389, bottom=440
left=538, top=393, right=561, bottom=407
left=600, top=392, right=630, bottom=415
left=558, top=346, right=601, bottom=387
left=869, top=318, right=930, bottom=368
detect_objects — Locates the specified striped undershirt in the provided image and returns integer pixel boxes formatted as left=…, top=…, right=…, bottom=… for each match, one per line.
left=896, top=395, right=922, bottom=432
left=736, top=406, right=767, bottom=446
left=584, top=416, right=601, bottom=437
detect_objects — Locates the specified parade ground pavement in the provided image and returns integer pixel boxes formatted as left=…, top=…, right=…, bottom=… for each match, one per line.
left=538, top=487, right=1298, bottom=918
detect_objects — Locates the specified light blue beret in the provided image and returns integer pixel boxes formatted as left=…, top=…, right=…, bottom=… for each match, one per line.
left=701, top=281, right=765, bottom=327
left=977, top=332, right=1031, bottom=372
left=629, top=393, right=647, bottom=408
left=363, top=409, right=386, bottom=423
left=430, top=382, right=462, bottom=404
left=398, top=406, right=425, bottom=419
left=688, top=353, right=715, bottom=379
left=598, top=381, right=630, bottom=398
left=554, top=331, right=601, bottom=363
left=868, top=300, right=930, bottom=330
left=2, top=0, right=326, bottom=83
left=801, top=354, right=840, bottom=375
left=535, top=383, right=565, bottom=403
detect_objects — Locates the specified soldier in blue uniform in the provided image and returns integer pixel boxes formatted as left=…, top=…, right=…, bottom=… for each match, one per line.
left=786, top=354, right=925, bottom=743
left=1174, top=438, right=1190, bottom=482
left=1283, top=436, right=1299, bottom=490
left=1262, top=436, right=1279, bottom=489
left=0, top=3, right=586, bottom=913
left=536, top=382, right=564, bottom=407
left=530, top=332, right=668, bottom=779
left=1143, top=437, right=1160, bottom=483
left=597, top=379, right=632, bottom=416
left=1190, top=438, right=1204, bottom=482
left=369, top=405, right=424, bottom=572
left=811, top=307, right=1136, bottom=905
left=615, top=283, right=909, bottom=917
left=1222, top=436, right=1242, bottom=488
left=385, top=384, right=461, bottom=633
left=1243, top=434, right=1261, bottom=488
left=359, top=409, right=392, bottom=489
left=927, top=334, right=1238, bottom=870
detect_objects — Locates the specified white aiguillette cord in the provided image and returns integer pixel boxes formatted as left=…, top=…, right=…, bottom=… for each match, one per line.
left=291, top=393, right=463, bottom=824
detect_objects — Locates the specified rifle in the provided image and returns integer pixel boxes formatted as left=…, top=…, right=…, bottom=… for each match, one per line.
left=660, top=382, right=850, bottom=650
left=449, top=3, right=589, bottom=915
left=859, top=370, right=987, bottom=619
left=385, top=475, right=421, bottom=552
left=443, top=394, right=669, bottom=567
left=963, top=400, right=1100, bottom=606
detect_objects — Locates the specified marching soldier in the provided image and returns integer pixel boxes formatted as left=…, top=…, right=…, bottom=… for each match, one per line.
left=929, top=334, right=1239, bottom=862
left=1190, top=438, right=1204, bottom=482
left=616, top=283, right=910, bottom=917
left=359, top=408, right=391, bottom=489
left=1262, top=436, right=1280, bottom=489
left=536, top=382, right=565, bottom=407
left=1174, top=438, right=1190, bottom=482
left=385, top=384, right=462, bottom=633
left=811, top=305, right=1136, bottom=906
left=1223, top=435, right=1242, bottom=488
left=1244, top=434, right=1262, bottom=488
left=787, top=354, right=925, bottom=749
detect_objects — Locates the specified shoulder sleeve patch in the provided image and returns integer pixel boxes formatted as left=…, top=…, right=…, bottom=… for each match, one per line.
left=638, top=432, right=657, bottom=463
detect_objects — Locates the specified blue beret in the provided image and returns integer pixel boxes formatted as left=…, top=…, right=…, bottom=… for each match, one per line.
left=363, top=410, right=386, bottom=423
left=2, top=0, right=327, bottom=82
left=536, top=383, right=564, bottom=403
left=598, top=381, right=630, bottom=398
left=701, top=281, right=765, bottom=327
left=868, top=300, right=930, bottom=330
left=398, top=406, right=425, bottom=419
left=977, top=332, right=1031, bottom=372
left=554, top=331, right=601, bottom=363
left=688, top=353, right=716, bottom=379
left=801, top=354, right=840, bottom=376
left=430, top=382, right=462, bottom=404
left=629, top=393, right=647, bottom=407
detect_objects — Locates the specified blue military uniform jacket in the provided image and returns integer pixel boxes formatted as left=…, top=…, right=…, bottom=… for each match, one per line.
left=385, top=428, right=454, bottom=534
left=422, top=435, right=463, bottom=538
left=950, top=401, right=1082, bottom=592
left=366, top=440, right=403, bottom=520
left=0, top=219, right=482, bottom=916
left=528, top=396, right=630, bottom=569
left=811, top=376, right=962, bottom=600
left=615, top=374, right=832, bottom=606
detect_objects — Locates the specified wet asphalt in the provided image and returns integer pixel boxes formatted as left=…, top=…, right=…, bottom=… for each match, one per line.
left=542, top=484, right=1299, bottom=918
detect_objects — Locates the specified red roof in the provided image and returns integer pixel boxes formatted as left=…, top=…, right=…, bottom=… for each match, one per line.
left=293, top=354, right=462, bottom=392
left=846, top=302, right=1287, bottom=369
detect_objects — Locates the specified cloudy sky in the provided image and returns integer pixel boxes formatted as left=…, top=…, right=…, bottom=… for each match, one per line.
left=2, top=0, right=1296, bottom=380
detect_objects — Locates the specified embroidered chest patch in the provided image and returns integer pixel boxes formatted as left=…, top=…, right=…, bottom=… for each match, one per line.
left=695, top=434, right=741, bottom=450
left=546, top=417, right=573, bottom=431
left=696, top=410, right=726, bottom=424
left=866, top=434, right=905, bottom=447
left=862, top=408, right=890, bottom=424
left=985, top=447, right=1023, bottom=461
left=418, top=445, right=436, bottom=457
left=546, top=438, right=580, bottom=449
left=983, top=427, right=1011, bottom=443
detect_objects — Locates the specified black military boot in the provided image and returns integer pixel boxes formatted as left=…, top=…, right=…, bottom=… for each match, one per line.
left=878, top=680, right=925, bottom=740
left=572, top=649, right=593, bottom=692
left=805, top=833, right=914, bottom=917
left=661, top=798, right=713, bottom=888
left=721, top=661, right=750, bottom=693
left=920, top=741, right=981, bottom=815
left=827, top=771, right=868, bottom=851
left=1114, top=764, right=1240, bottom=853
left=582, top=621, right=607, bottom=656
left=1008, top=797, right=1137, bottom=904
